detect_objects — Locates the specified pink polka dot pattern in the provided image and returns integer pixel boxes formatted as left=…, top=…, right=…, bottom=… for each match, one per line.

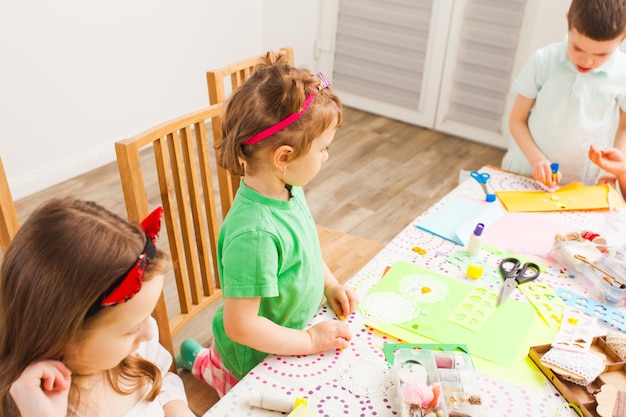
left=205, top=167, right=604, bottom=417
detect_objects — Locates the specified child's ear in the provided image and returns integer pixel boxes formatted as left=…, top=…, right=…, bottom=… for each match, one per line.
left=273, top=145, right=294, bottom=171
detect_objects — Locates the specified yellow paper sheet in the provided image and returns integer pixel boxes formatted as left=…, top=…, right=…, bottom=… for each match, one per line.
left=495, top=182, right=625, bottom=212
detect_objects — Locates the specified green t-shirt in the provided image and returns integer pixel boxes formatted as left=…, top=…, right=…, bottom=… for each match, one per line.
left=212, top=181, right=324, bottom=380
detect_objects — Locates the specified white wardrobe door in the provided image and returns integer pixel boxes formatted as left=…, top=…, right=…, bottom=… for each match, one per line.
left=331, top=0, right=453, bottom=128
left=435, top=0, right=527, bottom=148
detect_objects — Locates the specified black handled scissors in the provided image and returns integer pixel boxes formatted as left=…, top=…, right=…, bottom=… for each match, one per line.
left=496, top=257, right=541, bottom=306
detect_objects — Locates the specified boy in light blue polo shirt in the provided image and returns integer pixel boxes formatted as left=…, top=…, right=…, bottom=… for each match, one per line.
left=502, top=0, right=626, bottom=187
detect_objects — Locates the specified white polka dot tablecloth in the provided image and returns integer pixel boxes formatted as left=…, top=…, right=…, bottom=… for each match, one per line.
left=204, top=167, right=612, bottom=417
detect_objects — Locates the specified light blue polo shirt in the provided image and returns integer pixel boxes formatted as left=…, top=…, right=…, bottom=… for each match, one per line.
left=502, top=38, right=626, bottom=184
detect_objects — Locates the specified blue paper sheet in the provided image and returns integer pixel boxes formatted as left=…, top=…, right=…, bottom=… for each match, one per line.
left=416, top=196, right=505, bottom=246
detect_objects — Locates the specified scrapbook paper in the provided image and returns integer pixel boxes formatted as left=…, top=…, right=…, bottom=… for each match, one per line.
left=496, top=182, right=625, bottom=212
left=360, top=261, right=539, bottom=368
left=481, top=212, right=574, bottom=263
left=416, top=196, right=505, bottom=245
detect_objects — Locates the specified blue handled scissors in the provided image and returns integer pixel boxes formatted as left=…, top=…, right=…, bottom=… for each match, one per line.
left=496, top=257, right=541, bottom=306
left=470, top=171, right=490, bottom=194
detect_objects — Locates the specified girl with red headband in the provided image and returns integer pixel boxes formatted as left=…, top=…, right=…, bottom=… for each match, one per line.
left=178, top=52, right=357, bottom=396
left=0, top=198, right=194, bottom=417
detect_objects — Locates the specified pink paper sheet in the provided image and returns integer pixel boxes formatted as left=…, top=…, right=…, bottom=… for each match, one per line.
left=482, top=212, right=573, bottom=264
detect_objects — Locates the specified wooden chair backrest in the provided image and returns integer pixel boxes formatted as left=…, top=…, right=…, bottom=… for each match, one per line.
left=205, top=47, right=294, bottom=218
left=115, top=105, right=223, bottom=363
left=0, top=157, right=19, bottom=254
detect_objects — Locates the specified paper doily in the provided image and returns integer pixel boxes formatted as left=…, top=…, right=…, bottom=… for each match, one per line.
left=336, top=350, right=393, bottom=398
left=360, top=291, right=420, bottom=324
left=398, top=274, right=449, bottom=303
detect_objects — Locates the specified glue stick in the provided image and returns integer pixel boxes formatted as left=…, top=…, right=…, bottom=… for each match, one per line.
left=467, top=223, right=484, bottom=257
left=249, top=390, right=307, bottom=413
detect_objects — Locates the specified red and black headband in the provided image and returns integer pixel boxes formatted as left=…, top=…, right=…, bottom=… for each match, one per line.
left=86, top=207, right=163, bottom=318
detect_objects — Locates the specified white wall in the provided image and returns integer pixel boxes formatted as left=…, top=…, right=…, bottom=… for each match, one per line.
left=1, top=0, right=320, bottom=200
left=2, top=0, right=591, bottom=200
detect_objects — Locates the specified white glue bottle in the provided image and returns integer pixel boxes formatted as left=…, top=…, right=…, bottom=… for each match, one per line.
left=249, top=390, right=307, bottom=413
left=467, top=223, right=484, bottom=257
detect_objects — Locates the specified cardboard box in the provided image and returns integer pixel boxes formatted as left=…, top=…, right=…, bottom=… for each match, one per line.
left=529, top=337, right=626, bottom=417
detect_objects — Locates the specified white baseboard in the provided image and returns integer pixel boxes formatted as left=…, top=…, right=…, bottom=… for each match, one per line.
left=10, top=144, right=116, bottom=201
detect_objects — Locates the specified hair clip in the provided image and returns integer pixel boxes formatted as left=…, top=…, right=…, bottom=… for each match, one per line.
left=315, top=71, right=331, bottom=91
left=86, top=207, right=163, bottom=317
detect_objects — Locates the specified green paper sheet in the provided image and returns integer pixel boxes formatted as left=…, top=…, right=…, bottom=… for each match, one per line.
left=361, top=261, right=547, bottom=369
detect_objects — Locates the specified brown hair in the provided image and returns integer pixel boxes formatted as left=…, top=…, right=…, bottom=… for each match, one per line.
left=217, top=51, right=343, bottom=176
left=0, top=198, right=169, bottom=416
left=568, top=0, right=626, bottom=40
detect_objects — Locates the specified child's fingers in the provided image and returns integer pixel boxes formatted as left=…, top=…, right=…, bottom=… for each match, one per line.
left=334, top=287, right=359, bottom=318
left=334, top=321, right=352, bottom=342
left=345, top=288, right=359, bottom=316
left=39, top=362, right=72, bottom=391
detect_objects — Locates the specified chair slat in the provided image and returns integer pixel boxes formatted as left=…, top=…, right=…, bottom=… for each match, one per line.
left=0, top=157, right=19, bottom=254
left=164, top=131, right=201, bottom=309
left=178, top=125, right=211, bottom=304
left=193, top=120, right=220, bottom=295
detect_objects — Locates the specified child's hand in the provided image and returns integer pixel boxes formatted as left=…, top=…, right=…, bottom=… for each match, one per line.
left=531, top=159, right=560, bottom=187
left=307, top=320, right=352, bottom=352
left=589, top=145, right=626, bottom=178
left=597, top=173, right=618, bottom=189
left=10, top=361, right=71, bottom=417
left=324, top=283, right=359, bottom=319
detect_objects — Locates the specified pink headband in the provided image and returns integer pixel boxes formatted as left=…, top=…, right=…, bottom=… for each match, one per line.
left=243, top=72, right=331, bottom=145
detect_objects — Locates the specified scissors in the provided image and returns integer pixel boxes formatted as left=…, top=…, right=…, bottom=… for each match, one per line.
left=470, top=171, right=496, bottom=202
left=470, top=171, right=490, bottom=195
left=496, top=257, right=541, bottom=306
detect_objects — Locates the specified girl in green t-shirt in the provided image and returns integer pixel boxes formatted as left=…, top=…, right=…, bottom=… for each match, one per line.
left=178, top=52, right=358, bottom=396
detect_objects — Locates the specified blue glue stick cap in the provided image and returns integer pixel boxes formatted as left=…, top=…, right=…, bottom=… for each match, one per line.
left=486, top=193, right=496, bottom=202
left=550, top=162, right=559, bottom=173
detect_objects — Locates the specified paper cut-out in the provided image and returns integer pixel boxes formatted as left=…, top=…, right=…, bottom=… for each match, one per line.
left=496, top=182, right=625, bottom=212
left=556, top=288, right=625, bottom=331
left=518, top=282, right=565, bottom=328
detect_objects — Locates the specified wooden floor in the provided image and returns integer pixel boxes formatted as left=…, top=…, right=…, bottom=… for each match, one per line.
left=11, top=107, right=505, bottom=414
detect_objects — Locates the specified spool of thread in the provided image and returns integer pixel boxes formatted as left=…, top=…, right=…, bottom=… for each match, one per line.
left=435, top=353, right=454, bottom=369
left=466, top=264, right=483, bottom=279
left=581, top=230, right=607, bottom=251
left=249, top=390, right=307, bottom=413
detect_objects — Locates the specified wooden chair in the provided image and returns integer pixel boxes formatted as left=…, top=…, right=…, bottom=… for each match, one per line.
left=115, top=105, right=223, bottom=414
left=206, top=47, right=294, bottom=219
left=0, top=157, right=19, bottom=255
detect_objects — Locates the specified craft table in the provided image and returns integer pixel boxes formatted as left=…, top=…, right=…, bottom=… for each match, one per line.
left=203, top=166, right=620, bottom=417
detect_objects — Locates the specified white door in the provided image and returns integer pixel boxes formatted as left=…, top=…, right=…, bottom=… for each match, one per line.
left=316, top=0, right=565, bottom=149
left=317, top=0, right=454, bottom=129
left=434, top=0, right=528, bottom=148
